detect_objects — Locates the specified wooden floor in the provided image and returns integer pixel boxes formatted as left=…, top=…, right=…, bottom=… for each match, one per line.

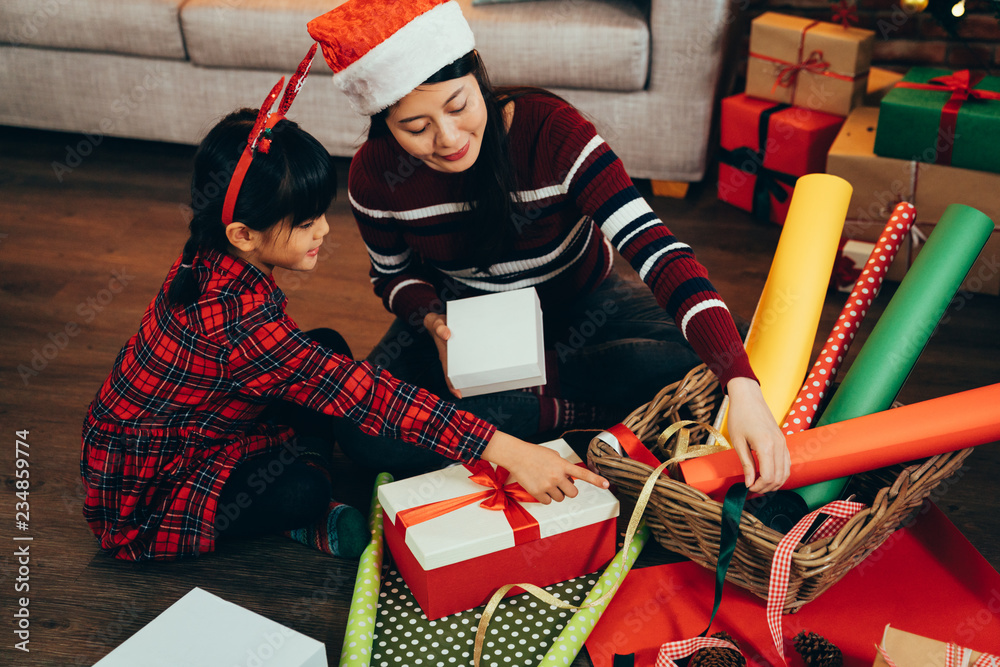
left=1, top=126, right=998, bottom=666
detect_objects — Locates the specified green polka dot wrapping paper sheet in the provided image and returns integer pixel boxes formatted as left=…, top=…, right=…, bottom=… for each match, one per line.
left=371, top=565, right=599, bottom=666
left=376, top=439, right=620, bottom=620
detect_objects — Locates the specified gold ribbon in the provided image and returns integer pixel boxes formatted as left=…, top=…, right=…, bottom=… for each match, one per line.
left=655, top=419, right=733, bottom=467
left=471, top=421, right=733, bottom=666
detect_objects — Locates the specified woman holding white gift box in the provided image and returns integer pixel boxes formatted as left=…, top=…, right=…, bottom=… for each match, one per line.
left=308, top=0, right=790, bottom=491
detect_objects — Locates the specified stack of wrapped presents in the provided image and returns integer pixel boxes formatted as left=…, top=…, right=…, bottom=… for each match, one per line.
left=719, top=11, right=1000, bottom=295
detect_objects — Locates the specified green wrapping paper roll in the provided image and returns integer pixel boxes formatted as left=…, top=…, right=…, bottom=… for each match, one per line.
left=796, top=204, right=995, bottom=509
left=537, top=522, right=651, bottom=667
left=339, top=472, right=394, bottom=667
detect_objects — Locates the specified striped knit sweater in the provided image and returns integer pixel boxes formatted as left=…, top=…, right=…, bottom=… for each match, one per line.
left=348, top=93, right=755, bottom=388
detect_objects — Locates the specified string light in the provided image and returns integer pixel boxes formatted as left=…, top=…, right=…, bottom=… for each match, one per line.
left=900, top=0, right=929, bottom=12
left=952, top=0, right=966, bottom=17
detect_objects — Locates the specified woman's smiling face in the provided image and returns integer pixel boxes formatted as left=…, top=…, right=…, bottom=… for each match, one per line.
left=385, top=74, right=488, bottom=174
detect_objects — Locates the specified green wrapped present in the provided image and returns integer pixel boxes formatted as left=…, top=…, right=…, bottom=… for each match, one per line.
left=873, top=67, right=1000, bottom=174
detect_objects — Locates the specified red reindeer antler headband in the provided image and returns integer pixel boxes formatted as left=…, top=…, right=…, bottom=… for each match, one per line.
left=222, top=43, right=318, bottom=226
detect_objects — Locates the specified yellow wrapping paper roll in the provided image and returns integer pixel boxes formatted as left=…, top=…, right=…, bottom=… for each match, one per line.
left=718, top=173, right=852, bottom=438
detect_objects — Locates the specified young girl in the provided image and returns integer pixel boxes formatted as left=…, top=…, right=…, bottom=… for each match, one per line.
left=80, top=57, right=608, bottom=562
left=307, top=0, right=790, bottom=492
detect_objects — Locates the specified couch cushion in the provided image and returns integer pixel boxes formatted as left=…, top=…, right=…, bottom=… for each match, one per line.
left=0, top=0, right=187, bottom=60
left=182, top=0, right=649, bottom=94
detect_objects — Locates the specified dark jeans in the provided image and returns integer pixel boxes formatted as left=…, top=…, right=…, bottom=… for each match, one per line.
left=336, top=274, right=701, bottom=474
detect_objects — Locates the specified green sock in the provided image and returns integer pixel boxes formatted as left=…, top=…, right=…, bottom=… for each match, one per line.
left=284, top=500, right=368, bottom=559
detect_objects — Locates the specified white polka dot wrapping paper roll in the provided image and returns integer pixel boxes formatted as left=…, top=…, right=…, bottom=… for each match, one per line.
left=339, top=472, right=393, bottom=667
left=780, top=201, right=917, bottom=436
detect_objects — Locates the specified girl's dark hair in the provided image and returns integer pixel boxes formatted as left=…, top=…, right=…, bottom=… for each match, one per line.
left=168, top=108, right=336, bottom=306
left=369, top=51, right=563, bottom=270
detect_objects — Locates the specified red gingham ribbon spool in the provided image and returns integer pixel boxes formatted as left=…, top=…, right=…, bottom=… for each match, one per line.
left=651, top=499, right=864, bottom=666
left=767, top=500, right=866, bottom=662
left=654, top=636, right=743, bottom=667
left=781, top=202, right=917, bottom=437
left=878, top=638, right=1000, bottom=667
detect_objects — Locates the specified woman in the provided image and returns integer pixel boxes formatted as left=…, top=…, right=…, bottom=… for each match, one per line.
left=308, top=0, right=789, bottom=492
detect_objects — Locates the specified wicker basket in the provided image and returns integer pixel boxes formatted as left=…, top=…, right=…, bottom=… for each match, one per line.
left=587, top=363, right=973, bottom=613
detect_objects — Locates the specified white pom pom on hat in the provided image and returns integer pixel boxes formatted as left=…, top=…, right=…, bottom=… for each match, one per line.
left=308, top=0, right=476, bottom=116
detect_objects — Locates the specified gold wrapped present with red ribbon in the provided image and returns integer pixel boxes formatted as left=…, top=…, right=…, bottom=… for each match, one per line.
left=377, top=439, right=619, bottom=620
left=746, top=12, right=874, bottom=117
left=874, top=625, right=1000, bottom=667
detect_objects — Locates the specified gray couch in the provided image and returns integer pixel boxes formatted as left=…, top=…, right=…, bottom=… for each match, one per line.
left=0, top=0, right=732, bottom=182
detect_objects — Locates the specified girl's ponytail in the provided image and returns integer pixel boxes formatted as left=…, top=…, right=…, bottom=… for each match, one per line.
left=167, top=235, right=203, bottom=307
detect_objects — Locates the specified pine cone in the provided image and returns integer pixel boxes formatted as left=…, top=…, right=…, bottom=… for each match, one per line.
left=794, top=631, right=844, bottom=667
left=689, top=631, right=745, bottom=667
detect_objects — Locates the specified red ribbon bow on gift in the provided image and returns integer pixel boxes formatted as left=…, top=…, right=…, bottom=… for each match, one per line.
left=832, top=0, right=859, bottom=29
left=750, top=18, right=860, bottom=104
left=395, top=460, right=543, bottom=545
left=894, top=70, right=1000, bottom=166
left=773, top=50, right=831, bottom=92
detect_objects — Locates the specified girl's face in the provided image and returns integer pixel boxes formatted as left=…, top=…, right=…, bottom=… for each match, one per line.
left=386, top=74, right=488, bottom=174
left=247, top=213, right=330, bottom=275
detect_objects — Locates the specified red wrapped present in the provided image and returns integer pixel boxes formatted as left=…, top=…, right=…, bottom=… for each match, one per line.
left=718, top=93, right=845, bottom=225
left=377, top=439, right=619, bottom=620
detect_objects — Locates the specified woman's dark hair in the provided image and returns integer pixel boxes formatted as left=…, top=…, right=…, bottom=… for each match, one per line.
left=369, top=51, right=563, bottom=270
left=168, top=108, right=337, bottom=306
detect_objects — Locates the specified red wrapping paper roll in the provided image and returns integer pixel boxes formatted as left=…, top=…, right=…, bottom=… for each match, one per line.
left=781, top=202, right=916, bottom=435
left=680, top=383, right=1000, bottom=497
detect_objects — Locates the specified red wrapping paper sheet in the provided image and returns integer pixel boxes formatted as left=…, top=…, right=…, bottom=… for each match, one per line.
left=680, top=383, right=1000, bottom=498
left=584, top=504, right=1000, bottom=667
left=718, top=94, right=845, bottom=225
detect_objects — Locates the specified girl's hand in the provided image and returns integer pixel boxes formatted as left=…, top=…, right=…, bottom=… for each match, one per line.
left=724, top=377, right=791, bottom=493
left=480, top=431, right=610, bottom=504
left=424, top=312, right=461, bottom=398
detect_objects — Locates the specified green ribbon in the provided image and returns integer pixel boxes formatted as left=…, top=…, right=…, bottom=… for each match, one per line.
left=703, top=483, right=748, bottom=635
left=613, top=483, right=747, bottom=665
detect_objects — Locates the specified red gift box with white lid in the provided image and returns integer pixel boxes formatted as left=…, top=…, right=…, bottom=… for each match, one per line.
left=377, top=439, right=619, bottom=620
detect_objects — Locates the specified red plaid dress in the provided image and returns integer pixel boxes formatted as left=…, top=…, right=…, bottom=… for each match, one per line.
left=81, top=249, right=496, bottom=561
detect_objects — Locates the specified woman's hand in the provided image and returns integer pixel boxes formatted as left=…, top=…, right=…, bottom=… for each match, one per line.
left=424, top=312, right=462, bottom=398
left=480, top=431, right=610, bottom=504
left=724, top=377, right=791, bottom=493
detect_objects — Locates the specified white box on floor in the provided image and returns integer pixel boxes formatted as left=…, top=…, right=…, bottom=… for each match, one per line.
left=446, top=287, right=545, bottom=397
left=95, top=587, right=327, bottom=667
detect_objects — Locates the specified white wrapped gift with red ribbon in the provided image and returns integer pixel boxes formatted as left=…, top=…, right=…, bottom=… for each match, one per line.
left=378, top=439, right=619, bottom=620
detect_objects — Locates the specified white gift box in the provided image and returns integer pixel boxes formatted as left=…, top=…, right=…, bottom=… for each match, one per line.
left=378, top=439, right=620, bottom=619
left=95, top=588, right=327, bottom=667
left=446, top=287, right=545, bottom=397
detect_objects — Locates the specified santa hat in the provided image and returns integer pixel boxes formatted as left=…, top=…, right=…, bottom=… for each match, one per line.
left=307, top=0, right=476, bottom=116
